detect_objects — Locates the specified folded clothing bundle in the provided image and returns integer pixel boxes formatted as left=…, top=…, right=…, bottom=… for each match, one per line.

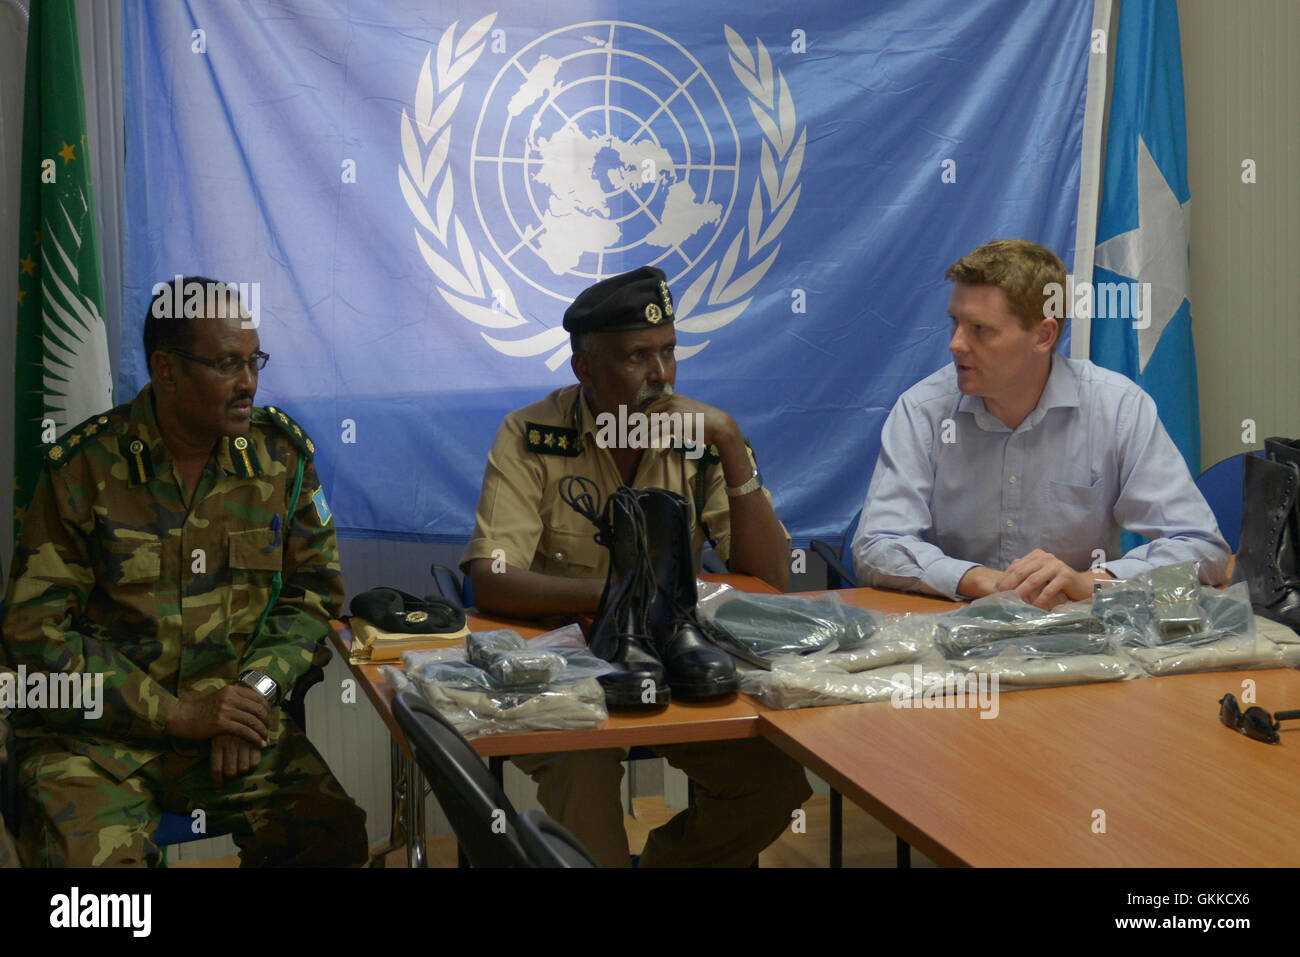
left=697, top=588, right=883, bottom=659
left=394, top=624, right=613, bottom=737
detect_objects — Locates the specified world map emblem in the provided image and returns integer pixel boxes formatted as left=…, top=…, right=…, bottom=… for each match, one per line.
left=400, top=15, right=805, bottom=370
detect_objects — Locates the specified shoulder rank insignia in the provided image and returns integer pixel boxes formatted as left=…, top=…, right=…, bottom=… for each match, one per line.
left=45, top=412, right=114, bottom=469
left=259, top=405, right=316, bottom=459
left=525, top=422, right=582, bottom=457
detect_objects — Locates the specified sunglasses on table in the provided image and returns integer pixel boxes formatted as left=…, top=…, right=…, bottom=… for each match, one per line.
left=1218, top=693, right=1300, bottom=744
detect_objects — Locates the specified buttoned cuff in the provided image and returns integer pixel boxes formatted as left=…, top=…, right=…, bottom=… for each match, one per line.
left=1100, top=558, right=1150, bottom=582
left=935, top=558, right=982, bottom=600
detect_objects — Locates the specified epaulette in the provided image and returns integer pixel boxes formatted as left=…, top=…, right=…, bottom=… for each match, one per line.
left=525, top=422, right=582, bottom=457
left=44, top=409, right=119, bottom=469
left=678, top=441, right=721, bottom=465
left=257, top=405, right=316, bottom=458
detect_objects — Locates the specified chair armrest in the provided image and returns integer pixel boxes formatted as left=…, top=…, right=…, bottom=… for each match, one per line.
left=810, top=539, right=860, bottom=590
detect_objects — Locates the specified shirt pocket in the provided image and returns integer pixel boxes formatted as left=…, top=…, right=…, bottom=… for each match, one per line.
left=1039, top=478, right=1107, bottom=565
left=228, top=527, right=283, bottom=573
left=536, top=525, right=603, bottom=577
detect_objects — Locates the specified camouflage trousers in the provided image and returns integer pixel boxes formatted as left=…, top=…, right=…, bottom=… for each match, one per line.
left=16, top=722, right=367, bottom=867
left=0, top=813, right=17, bottom=868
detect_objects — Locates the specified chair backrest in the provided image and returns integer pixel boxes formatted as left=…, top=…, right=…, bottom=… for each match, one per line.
left=839, top=507, right=863, bottom=584
left=517, top=809, right=598, bottom=868
left=391, top=691, right=531, bottom=867
left=430, top=563, right=473, bottom=610
left=1196, top=451, right=1261, bottom=553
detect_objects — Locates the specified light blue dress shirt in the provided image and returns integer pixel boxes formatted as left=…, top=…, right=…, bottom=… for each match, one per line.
left=852, top=354, right=1231, bottom=599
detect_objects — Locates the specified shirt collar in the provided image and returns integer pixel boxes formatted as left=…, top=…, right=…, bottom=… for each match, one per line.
left=956, top=352, right=1080, bottom=432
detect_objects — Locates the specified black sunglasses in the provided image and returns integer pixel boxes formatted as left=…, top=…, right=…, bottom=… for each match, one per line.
left=1218, top=693, right=1300, bottom=744
left=168, top=348, right=270, bottom=377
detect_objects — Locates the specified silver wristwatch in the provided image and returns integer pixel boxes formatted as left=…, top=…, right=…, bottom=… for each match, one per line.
left=239, top=669, right=281, bottom=706
left=725, top=467, right=763, bottom=497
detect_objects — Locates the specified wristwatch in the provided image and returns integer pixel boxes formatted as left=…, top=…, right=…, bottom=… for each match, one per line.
left=725, top=467, right=763, bottom=497
left=239, top=669, right=281, bottom=707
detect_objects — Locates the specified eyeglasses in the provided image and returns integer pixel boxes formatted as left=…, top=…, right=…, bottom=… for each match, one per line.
left=168, top=349, right=270, bottom=377
left=1218, top=693, right=1300, bottom=744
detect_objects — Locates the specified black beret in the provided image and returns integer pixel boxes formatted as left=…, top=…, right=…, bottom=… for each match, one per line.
left=562, top=265, right=675, bottom=334
left=349, top=587, right=466, bottom=634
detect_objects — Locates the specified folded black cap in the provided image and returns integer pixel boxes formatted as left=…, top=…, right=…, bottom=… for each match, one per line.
left=562, top=265, right=675, bottom=334
left=349, top=587, right=466, bottom=634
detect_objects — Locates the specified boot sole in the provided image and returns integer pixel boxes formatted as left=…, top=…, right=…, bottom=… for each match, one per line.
left=667, top=676, right=741, bottom=700
left=600, top=680, right=672, bottom=710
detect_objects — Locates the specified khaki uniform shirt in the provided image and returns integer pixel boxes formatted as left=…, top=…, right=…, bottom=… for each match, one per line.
left=1, top=386, right=343, bottom=780
left=461, top=385, right=785, bottom=579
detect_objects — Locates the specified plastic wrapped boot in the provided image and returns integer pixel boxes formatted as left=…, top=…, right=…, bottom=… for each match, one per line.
left=559, top=477, right=670, bottom=708
left=1233, top=448, right=1300, bottom=632
left=637, top=487, right=763, bottom=699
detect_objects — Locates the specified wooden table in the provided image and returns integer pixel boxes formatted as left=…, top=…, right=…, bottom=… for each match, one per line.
left=760, top=667, right=1300, bottom=867
left=333, top=573, right=781, bottom=866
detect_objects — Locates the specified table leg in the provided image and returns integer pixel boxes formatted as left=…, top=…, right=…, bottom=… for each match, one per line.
left=404, top=754, right=427, bottom=869
left=830, top=788, right=843, bottom=869
left=367, top=738, right=408, bottom=868
left=896, top=836, right=911, bottom=869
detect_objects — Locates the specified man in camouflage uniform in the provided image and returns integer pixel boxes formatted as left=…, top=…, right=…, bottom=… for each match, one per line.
left=2, top=277, right=367, bottom=867
left=1, top=664, right=17, bottom=868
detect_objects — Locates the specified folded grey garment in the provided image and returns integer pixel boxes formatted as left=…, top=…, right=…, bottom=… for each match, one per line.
left=1126, top=636, right=1267, bottom=676
left=936, top=611, right=1104, bottom=654
left=417, top=676, right=607, bottom=737
left=466, top=629, right=565, bottom=685
left=484, top=649, right=567, bottom=686
left=808, top=638, right=922, bottom=673
left=949, top=654, right=1138, bottom=686
left=739, top=663, right=915, bottom=710
left=1257, top=616, right=1300, bottom=666
left=706, top=593, right=879, bottom=657
left=944, top=632, right=1111, bottom=661
left=380, top=664, right=418, bottom=695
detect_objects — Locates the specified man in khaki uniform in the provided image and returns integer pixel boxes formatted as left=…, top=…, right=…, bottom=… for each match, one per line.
left=462, top=266, right=811, bottom=867
left=3, top=278, right=366, bottom=866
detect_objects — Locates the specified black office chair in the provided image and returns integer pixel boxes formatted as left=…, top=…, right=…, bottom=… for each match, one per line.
left=809, top=507, right=863, bottom=590
left=517, top=809, right=597, bottom=867
left=393, top=690, right=563, bottom=867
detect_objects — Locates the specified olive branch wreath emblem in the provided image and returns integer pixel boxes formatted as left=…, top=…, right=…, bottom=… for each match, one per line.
left=399, top=16, right=804, bottom=369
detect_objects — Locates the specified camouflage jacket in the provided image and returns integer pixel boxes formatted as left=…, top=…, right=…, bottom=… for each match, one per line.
left=1, top=385, right=343, bottom=780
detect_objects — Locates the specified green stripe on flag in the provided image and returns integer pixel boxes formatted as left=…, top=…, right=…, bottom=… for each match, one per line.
left=13, top=0, right=113, bottom=535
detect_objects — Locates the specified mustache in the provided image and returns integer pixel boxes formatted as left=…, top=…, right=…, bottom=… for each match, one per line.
left=635, top=383, right=673, bottom=411
left=228, top=393, right=254, bottom=407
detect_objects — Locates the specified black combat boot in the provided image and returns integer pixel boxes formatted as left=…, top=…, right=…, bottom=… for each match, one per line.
left=637, top=487, right=770, bottom=700
left=559, top=477, right=670, bottom=709
left=1233, top=443, right=1300, bottom=633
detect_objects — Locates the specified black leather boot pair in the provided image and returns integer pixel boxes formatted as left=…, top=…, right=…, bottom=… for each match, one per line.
left=559, top=477, right=755, bottom=709
left=1233, top=437, right=1300, bottom=633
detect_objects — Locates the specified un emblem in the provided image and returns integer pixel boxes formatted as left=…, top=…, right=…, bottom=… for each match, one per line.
left=400, top=15, right=804, bottom=369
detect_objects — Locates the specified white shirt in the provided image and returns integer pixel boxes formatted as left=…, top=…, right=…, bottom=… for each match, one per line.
left=852, top=354, right=1231, bottom=599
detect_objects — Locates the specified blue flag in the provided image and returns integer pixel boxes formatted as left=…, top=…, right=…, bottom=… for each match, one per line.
left=1091, top=0, right=1199, bottom=474
left=122, top=0, right=1093, bottom=544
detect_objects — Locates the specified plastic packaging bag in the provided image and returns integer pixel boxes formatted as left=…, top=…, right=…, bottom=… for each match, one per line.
left=934, top=593, right=1109, bottom=660
left=466, top=629, right=566, bottom=687
left=398, top=623, right=612, bottom=737
left=696, top=588, right=883, bottom=657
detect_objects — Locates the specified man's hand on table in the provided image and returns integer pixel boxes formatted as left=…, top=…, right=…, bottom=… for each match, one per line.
left=959, top=552, right=1113, bottom=609
left=997, top=550, right=1112, bottom=609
